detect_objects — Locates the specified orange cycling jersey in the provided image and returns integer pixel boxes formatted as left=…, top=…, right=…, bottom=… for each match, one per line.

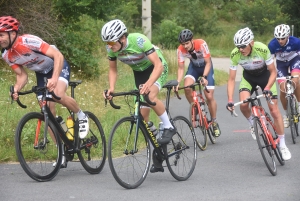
left=177, top=39, right=211, bottom=68
left=1, top=34, right=54, bottom=74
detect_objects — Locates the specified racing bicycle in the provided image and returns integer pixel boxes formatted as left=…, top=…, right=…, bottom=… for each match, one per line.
left=105, top=80, right=197, bottom=189
left=231, top=88, right=285, bottom=176
left=12, top=78, right=106, bottom=181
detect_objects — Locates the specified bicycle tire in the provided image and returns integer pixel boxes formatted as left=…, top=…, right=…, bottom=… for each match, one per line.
left=189, top=102, right=207, bottom=150
left=253, top=117, right=277, bottom=176
left=287, top=96, right=298, bottom=144
left=165, top=116, right=197, bottom=181
left=77, top=111, right=106, bottom=174
left=15, top=112, right=62, bottom=181
left=108, top=116, right=150, bottom=189
left=265, top=112, right=285, bottom=166
left=264, top=112, right=285, bottom=166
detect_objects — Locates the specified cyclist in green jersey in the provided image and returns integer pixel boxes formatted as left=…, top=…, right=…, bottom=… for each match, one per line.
left=226, top=27, right=291, bottom=160
left=101, top=19, right=176, bottom=172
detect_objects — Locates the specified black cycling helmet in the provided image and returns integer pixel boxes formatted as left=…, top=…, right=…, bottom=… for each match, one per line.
left=178, top=29, right=193, bottom=43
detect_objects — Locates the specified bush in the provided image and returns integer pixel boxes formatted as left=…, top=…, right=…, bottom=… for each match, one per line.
left=152, top=20, right=184, bottom=49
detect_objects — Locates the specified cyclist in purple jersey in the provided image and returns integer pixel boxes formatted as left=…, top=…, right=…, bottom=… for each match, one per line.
left=101, top=19, right=175, bottom=173
left=268, top=24, right=300, bottom=128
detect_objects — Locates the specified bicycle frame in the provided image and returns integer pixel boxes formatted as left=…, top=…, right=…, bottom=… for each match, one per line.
left=250, top=95, right=279, bottom=150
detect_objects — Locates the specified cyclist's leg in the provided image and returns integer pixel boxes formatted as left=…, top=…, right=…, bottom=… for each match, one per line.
left=239, top=74, right=256, bottom=139
left=184, top=62, right=197, bottom=103
left=276, top=61, right=289, bottom=112
left=290, top=56, right=300, bottom=109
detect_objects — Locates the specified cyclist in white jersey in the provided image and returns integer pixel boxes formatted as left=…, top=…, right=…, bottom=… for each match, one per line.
left=0, top=16, right=89, bottom=167
left=268, top=24, right=300, bottom=128
left=226, top=27, right=291, bottom=160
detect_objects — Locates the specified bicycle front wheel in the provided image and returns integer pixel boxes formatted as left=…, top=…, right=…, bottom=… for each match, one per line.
left=165, top=116, right=197, bottom=181
left=15, top=112, right=62, bottom=182
left=189, top=102, right=207, bottom=150
left=265, top=112, right=285, bottom=166
left=253, top=117, right=277, bottom=176
left=108, top=116, right=150, bottom=189
left=287, top=96, right=298, bottom=144
left=77, top=111, right=106, bottom=174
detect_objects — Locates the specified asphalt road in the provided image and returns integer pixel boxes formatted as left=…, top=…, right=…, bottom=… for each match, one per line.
left=1, top=58, right=300, bottom=201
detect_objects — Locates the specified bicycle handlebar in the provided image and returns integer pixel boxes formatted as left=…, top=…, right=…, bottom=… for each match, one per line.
left=104, top=89, right=156, bottom=109
left=10, top=81, right=61, bottom=109
left=230, top=94, right=273, bottom=117
left=276, top=75, right=299, bottom=80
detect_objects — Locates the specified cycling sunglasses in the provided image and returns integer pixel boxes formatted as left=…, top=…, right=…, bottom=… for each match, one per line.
left=236, top=44, right=247, bottom=49
left=276, top=37, right=286, bottom=41
left=107, top=41, right=117, bottom=46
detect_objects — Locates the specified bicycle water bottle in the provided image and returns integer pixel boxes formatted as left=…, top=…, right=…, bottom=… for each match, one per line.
left=66, top=116, right=74, bottom=141
left=148, top=121, right=158, bottom=137
left=158, top=122, right=164, bottom=140
left=56, top=116, right=67, bottom=133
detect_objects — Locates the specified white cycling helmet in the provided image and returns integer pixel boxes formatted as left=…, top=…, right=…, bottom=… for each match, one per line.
left=274, top=24, right=290, bottom=38
left=233, top=27, right=254, bottom=46
left=101, top=19, right=127, bottom=42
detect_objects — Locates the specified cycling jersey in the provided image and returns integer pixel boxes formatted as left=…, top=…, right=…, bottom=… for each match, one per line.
left=2, top=34, right=55, bottom=74
left=107, top=33, right=167, bottom=72
left=177, top=39, right=211, bottom=68
left=268, top=36, right=300, bottom=62
left=230, top=41, right=273, bottom=76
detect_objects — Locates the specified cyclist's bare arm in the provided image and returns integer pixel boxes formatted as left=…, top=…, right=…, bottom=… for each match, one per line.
left=176, top=62, right=185, bottom=91
left=105, top=60, right=118, bottom=99
left=265, top=62, right=277, bottom=90
left=12, top=66, right=28, bottom=100
left=227, top=68, right=237, bottom=103
left=45, top=46, right=64, bottom=91
left=140, top=51, right=163, bottom=95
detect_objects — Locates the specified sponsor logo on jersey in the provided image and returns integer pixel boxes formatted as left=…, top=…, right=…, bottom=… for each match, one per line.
left=137, top=37, right=146, bottom=48
left=254, top=47, right=267, bottom=53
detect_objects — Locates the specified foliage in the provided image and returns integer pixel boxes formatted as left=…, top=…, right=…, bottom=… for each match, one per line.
left=167, top=0, right=222, bottom=36
left=52, top=0, right=119, bottom=23
left=1, top=0, right=61, bottom=45
left=276, top=0, right=300, bottom=37
left=152, top=20, right=184, bottom=49
left=241, top=0, right=289, bottom=34
left=56, top=15, right=105, bottom=78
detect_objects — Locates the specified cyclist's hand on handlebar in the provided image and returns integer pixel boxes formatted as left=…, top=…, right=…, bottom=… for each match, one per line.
left=46, top=78, right=58, bottom=92
left=103, top=89, right=113, bottom=100
left=262, top=88, right=273, bottom=97
left=226, top=102, right=234, bottom=111
left=139, top=83, right=151, bottom=95
left=200, top=77, right=208, bottom=86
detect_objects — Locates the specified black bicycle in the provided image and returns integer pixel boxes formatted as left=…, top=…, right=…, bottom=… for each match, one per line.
left=106, top=80, right=197, bottom=189
left=12, top=78, right=106, bottom=181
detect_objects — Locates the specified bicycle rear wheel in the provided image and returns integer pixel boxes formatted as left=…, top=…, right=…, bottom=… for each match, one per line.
left=77, top=111, right=106, bottom=174
left=108, top=116, right=150, bottom=189
left=253, top=117, right=277, bottom=176
left=15, top=112, right=62, bottom=181
left=287, top=96, right=298, bottom=144
left=265, top=112, right=285, bottom=166
left=189, top=102, right=207, bottom=150
left=165, top=116, right=197, bottom=181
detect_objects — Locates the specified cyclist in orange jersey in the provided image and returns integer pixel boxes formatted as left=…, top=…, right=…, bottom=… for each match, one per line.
left=176, top=29, right=221, bottom=137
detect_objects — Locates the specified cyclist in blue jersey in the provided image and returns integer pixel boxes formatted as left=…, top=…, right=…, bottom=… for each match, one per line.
left=268, top=24, right=300, bottom=128
left=101, top=19, right=176, bottom=173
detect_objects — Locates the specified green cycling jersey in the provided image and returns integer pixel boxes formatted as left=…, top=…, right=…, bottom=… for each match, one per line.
left=230, top=41, right=273, bottom=75
left=107, top=33, right=167, bottom=72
